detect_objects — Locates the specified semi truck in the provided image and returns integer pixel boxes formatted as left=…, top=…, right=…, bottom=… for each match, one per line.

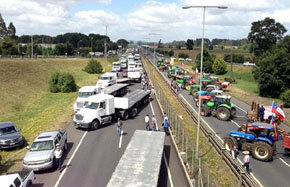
left=128, top=61, right=141, bottom=82
left=96, top=72, right=117, bottom=89
left=74, top=84, right=128, bottom=112
left=73, top=89, right=151, bottom=130
left=112, top=62, right=121, bottom=72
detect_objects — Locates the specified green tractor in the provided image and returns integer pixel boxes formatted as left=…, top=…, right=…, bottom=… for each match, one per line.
left=200, top=95, right=236, bottom=121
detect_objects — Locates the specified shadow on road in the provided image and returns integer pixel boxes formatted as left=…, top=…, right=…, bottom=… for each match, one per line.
left=158, top=145, right=171, bottom=187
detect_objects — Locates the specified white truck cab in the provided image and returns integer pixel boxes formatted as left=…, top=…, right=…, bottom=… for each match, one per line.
left=112, top=62, right=121, bottom=72
left=134, top=54, right=141, bottom=61
left=96, top=72, right=117, bottom=89
left=0, top=170, right=34, bottom=187
left=74, top=86, right=100, bottom=112
left=120, top=58, right=127, bottom=68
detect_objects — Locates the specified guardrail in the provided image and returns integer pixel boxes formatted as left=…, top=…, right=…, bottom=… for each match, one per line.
left=142, top=52, right=261, bottom=187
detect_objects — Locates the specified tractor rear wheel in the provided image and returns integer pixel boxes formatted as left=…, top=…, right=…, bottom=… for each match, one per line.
left=216, top=107, right=231, bottom=121
left=251, top=141, right=273, bottom=161
left=224, top=137, right=238, bottom=151
left=200, top=107, right=208, bottom=116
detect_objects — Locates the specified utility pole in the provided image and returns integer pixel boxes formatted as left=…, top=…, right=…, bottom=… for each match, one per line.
left=104, top=25, right=108, bottom=72
left=230, top=40, right=233, bottom=79
left=31, top=35, right=33, bottom=58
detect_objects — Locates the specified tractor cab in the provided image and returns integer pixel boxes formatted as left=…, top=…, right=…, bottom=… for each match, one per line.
left=215, top=95, right=232, bottom=107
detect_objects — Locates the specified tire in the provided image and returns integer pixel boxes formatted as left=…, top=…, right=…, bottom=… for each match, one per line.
left=91, top=120, right=100, bottom=130
left=216, top=107, right=231, bottom=121
left=251, top=141, right=273, bottom=161
left=200, top=107, right=208, bottom=116
left=122, top=110, right=129, bottom=120
left=224, top=137, right=237, bottom=151
left=64, top=141, right=67, bottom=151
left=26, top=180, right=33, bottom=187
left=231, top=107, right=237, bottom=116
left=130, top=108, right=137, bottom=118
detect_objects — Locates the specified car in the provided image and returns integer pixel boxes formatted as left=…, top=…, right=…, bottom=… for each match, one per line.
left=185, top=58, right=192, bottom=61
left=178, top=58, right=185, bottom=61
left=0, top=122, right=24, bottom=150
left=23, top=130, right=67, bottom=171
left=243, top=62, right=255, bottom=66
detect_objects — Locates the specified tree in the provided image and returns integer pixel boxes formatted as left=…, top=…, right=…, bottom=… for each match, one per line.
left=0, top=13, right=7, bottom=38
left=116, top=39, right=129, bottom=48
left=26, top=43, right=42, bottom=55
left=0, top=36, right=18, bottom=55
left=248, top=17, right=287, bottom=56
left=212, top=58, right=227, bottom=75
left=178, top=53, right=189, bottom=59
left=186, top=39, right=194, bottom=50
left=55, top=43, right=66, bottom=55
left=7, top=22, right=16, bottom=38
left=195, top=49, right=214, bottom=73
left=168, top=50, right=174, bottom=56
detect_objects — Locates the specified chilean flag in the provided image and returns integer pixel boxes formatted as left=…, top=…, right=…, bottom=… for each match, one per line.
left=271, top=102, right=285, bottom=120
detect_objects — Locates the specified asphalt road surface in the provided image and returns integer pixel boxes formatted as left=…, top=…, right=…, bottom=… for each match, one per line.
left=32, top=82, right=189, bottom=187
left=144, top=49, right=290, bottom=187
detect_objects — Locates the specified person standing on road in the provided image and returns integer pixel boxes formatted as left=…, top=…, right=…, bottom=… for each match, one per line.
left=242, top=151, right=250, bottom=174
left=54, top=144, right=63, bottom=171
left=117, top=118, right=123, bottom=136
left=259, top=104, right=265, bottom=122
left=152, top=115, right=157, bottom=131
left=145, top=114, right=150, bottom=130
left=162, top=118, right=170, bottom=136
left=231, top=145, right=238, bottom=160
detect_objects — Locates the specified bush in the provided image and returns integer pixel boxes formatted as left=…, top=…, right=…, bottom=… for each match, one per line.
left=281, top=90, right=290, bottom=108
left=178, top=53, right=189, bottom=59
left=224, top=77, right=236, bottom=83
left=83, top=59, right=103, bottom=74
left=169, top=50, right=174, bottom=56
left=49, top=72, right=77, bottom=93
left=195, top=49, right=214, bottom=73
left=224, top=54, right=245, bottom=63
left=212, top=58, right=227, bottom=75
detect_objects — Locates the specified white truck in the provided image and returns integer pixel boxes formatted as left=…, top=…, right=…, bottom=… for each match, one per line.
left=112, top=62, right=121, bottom=72
left=120, top=58, right=127, bottom=69
left=127, top=61, right=141, bottom=82
left=134, top=54, right=141, bottom=61
left=96, top=72, right=117, bottom=89
left=73, top=89, right=151, bottom=130
left=0, top=170, right=34, bottom=187
left=74, top=84, right=128, bottom=112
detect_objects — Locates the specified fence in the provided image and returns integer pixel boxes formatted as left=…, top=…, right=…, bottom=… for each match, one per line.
left=142, top=54, right=260, bottom=187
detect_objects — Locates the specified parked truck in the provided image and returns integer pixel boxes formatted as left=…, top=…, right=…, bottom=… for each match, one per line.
left=1, top=170, right=34, bottom=187
left=73, top=89, right=151, bottom=130
left=127, top=61, right=141, bottom=82
left=96, top=72, right=117, bottom=89
left=74, top=84, right=128, bottom=112
left=112, top=62, right=121, bottom=72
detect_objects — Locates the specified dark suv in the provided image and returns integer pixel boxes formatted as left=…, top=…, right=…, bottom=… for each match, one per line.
left=0, top=122, right=24, bottom=150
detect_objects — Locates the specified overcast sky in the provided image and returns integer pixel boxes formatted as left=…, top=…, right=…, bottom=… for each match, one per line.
left=0, top=0, right=289, bottom=42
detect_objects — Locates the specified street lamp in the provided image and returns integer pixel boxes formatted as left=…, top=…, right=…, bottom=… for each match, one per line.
left=149, top=33, right=161, bottom=65
left=77, top=40, right=82, bottom=57
left=182, top=5, right=228, bottom=160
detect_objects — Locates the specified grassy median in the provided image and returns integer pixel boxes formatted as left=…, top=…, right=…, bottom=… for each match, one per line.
left=0, top=57, right=114, bottom=173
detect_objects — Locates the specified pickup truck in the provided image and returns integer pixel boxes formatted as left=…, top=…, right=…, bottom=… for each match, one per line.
left=0, top=170, right=34, bottom=187
left=23, top=130, right=67, bottom=171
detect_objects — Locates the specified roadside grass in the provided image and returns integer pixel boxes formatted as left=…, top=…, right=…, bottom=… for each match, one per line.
left=0, top=58, right=114, bottom=173
left=143, top=56, right=238, bottom=186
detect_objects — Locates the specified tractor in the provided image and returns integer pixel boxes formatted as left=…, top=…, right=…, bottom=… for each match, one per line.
left=224, top=124, right=277, bottom=161
left=200, top=95, right=236, bottom=121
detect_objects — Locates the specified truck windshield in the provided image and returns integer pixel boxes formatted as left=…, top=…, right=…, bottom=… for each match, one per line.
left=100, top=77, right=109, bottom=80
left=84, top=102, right=99, bottom=109
left=0, top=126, right=17, bottom=136
left=78, top=92, right=94, bottom=98
left=30, top=140, right=54, bottom=151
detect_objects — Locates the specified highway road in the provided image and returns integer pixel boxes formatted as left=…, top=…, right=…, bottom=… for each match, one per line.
left=144, top=49, right=290, bottom=187
left=32, top=82, right=189, bottom=186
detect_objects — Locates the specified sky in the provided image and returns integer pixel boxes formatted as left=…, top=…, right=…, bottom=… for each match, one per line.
left=0, top=0, right=290, bottom=42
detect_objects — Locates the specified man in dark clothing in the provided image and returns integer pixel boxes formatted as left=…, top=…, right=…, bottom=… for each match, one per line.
left=162, top=118, right=170, bottom=136
left=259, top=104, right=265, bottom=122
left=117, top=118, right=123, bottom=136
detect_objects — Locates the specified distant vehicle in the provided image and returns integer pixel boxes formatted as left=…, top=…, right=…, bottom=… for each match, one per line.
left=178, top=58, right=185, bottom=61
left=0, top=170, right=34, bottom=187
left=96, top=72, right=117, bottom=89
left=134, top=54, right=141, bottom=61
left=127, top=61, right=141, bottom=82
left=122, top=70, right=128, bottom=78
left=120, top=58, right=127, bottom=69
left=0, top=122, right=24, bottom=150
left=112, top=62, right=121, bottom=72
left=23, top=130, right=67, bottom=171
left=243, top=62, right=255, bottom=66
left=185, top=58, right=192, bottom=61
left=73, top=89, right=151, bottom=130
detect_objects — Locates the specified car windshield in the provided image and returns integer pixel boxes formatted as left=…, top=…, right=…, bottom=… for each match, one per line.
left=100, top=76, right=109, bottom=80
left=30, top=140, right=53, bottom=151
left=78, top=92, right=94, bottom=98
left=84, top=102, right=99, bottom=109
left=0, top=126, right=17, bottom=135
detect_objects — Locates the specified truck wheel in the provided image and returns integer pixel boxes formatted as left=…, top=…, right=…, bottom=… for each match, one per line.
left=216, top=107, right=230, bottom=121
left=26, top=180, right=33, bottom=187
left=130, top=108, right=137, bottom=118
left=231, top=107, right=237, bottom=116
left=224, top=137, right=237, bottom=151
left=64, top=141, right=68, bottom=151
left=91, top=120, right=100, bottom=130
left=200, top=107, right=208, bottom=116
left=251, top=141, right=273, bottom=161
left=122, top=111, right=129, bottom=120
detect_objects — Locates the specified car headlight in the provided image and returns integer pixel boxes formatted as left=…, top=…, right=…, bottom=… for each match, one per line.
left=17, top=136, right=23, bottom=141
left=23, top=160, right=28, bottom=164
left=45, top=158, right=52, bottom=163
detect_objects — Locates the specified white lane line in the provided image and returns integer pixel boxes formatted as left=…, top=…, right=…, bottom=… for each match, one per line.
left=150, top=100, right=159, bottom=131
left=279, top=158, right=290, bottom=168
left=54, top=131, right=88, bottom=187
left=119, top=130, right=123, bottom=149
left=235, top=105, right=247, bottom=114
left=163, top=153, right=174, bottom=187
left=231, top=120, right=241, bottom=128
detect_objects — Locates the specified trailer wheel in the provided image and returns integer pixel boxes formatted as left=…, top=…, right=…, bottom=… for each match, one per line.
left=224, top=137, right=238, bottom=151
left=251, top=141, right=273, bottom=161
left=216, top=107, right=230, bottom=121
left=130, top=108, right=138, bottom=118
left=91, top=120, right=100, bottom=130
left=122, top=111, right=129, bottom=120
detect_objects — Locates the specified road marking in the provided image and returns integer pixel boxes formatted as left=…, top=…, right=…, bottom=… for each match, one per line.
left=150, top=100, right=159, bottom=131
left=119, top=130, right=123, bottom=149
left=231, top=120, right=241, bottom=128
left=54, top=131, right=88, bottom=187
left=163, top=153, right=174, bottom=187
left=279, top=158, right=290, bottom=168
left=235, top=105, right=247, bottom=114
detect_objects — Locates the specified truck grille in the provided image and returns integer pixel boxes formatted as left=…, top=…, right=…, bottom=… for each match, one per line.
left=75, top=114, right=83, bottom=120
left=77, top=101, right=84, bottom=108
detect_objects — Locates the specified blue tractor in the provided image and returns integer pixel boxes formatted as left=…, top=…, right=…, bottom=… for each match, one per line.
left=224, top=124, right=276, bottom=161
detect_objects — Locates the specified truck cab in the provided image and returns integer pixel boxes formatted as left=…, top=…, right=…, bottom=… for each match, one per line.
left=112, top=62, right=121, bottom=72
left=0, top=170, right=34, bottom=187
left=74, top=86, right=100, bottom=112
left=120, top=58, right=127, bottom=69
left=96, top=72, right=117, bottom=89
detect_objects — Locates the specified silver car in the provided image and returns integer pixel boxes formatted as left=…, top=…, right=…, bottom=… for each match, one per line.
left=23, top=130, right=67, bottom=171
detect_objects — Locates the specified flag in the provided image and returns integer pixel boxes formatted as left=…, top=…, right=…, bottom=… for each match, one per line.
left=271, top=102, right=285, bottom=120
